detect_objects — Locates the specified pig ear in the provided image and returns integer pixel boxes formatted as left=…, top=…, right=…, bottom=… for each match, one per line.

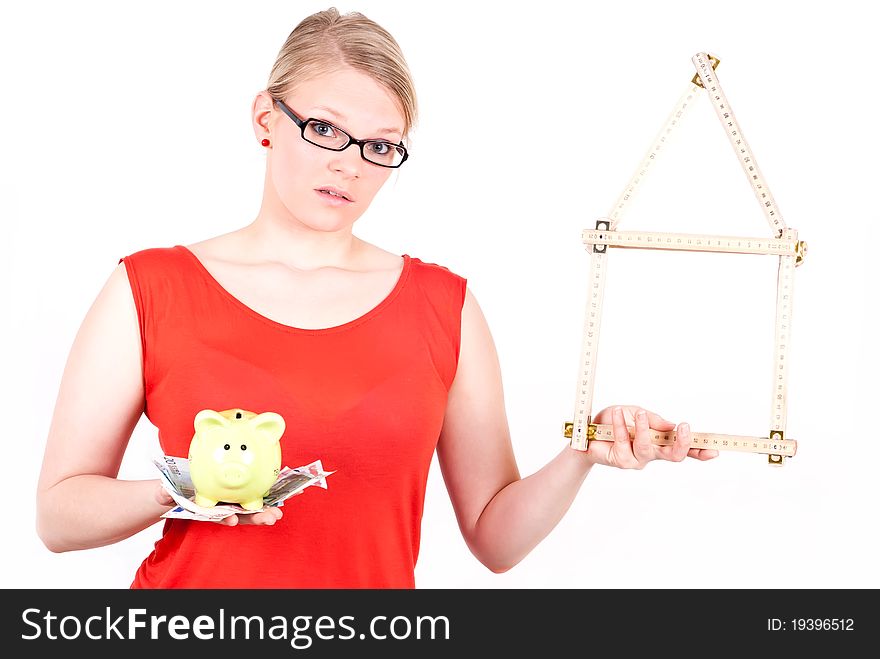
left=194, top=409, right=229, bottom=434
left=250, top=412, right=286, bottom=444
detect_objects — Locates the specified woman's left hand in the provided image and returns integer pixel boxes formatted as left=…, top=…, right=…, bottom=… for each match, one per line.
left=586, top=405, right=719, bottom=469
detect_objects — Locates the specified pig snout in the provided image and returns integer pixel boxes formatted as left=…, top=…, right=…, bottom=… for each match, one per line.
left=217, top=462, right=251, bottom=488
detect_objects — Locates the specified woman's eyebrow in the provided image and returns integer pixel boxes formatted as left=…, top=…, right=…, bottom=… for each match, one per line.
left=312, top=105, right=402, bottom=137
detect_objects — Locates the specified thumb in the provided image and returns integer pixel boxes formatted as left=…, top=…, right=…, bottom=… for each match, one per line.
left=154, top=483, right=175, bottom=507
left=646, top=410, right=676, bottom=429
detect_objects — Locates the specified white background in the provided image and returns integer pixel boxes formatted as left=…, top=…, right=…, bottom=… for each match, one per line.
left=2, top=0, right=876, bottom=589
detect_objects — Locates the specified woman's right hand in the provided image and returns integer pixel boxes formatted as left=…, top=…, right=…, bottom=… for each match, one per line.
left=154, top=483, right=175, bottom=508
left=216, top=506, right=283, bottom=527
left=154, top=482, right=283, bottom=527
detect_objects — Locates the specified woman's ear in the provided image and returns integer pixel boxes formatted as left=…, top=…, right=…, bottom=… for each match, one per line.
left=252, top=90, right=275, bottom=142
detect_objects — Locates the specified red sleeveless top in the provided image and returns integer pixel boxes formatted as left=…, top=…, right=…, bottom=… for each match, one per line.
left=119, top=245, right=467, bottom=588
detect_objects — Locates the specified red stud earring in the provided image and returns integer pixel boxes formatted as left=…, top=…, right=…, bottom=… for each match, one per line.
left=261, top=138, right=270, bottom=147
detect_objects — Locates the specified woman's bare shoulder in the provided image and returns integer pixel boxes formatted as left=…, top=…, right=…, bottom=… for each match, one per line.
left=182, top=231, right=241, bottom=263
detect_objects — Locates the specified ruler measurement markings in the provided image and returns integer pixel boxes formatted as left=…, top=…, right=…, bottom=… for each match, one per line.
left=583, top=230, right=798, bottom=256
left=693, top=52, right=787, bottom=237
left=610, top=84, right=702, bottom=230
left=571, top=247, right=609, bottom=451
left=770, top=229, right=798, bottom=432
left=588, top=425, right=797, bottom=457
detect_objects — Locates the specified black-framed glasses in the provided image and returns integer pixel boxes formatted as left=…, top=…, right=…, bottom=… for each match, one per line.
left=273, top=98, right=409, bottom=168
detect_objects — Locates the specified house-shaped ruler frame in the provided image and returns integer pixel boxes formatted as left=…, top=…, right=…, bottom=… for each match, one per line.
left=563, top=53, right=806, bottom=465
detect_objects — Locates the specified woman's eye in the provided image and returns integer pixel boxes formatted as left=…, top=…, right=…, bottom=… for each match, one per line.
left=311, top=122, right=335, bottom=138
left=369, top=142, right=391, bottom=155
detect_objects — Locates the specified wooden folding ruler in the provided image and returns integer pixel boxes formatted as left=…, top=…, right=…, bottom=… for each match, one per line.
left=563, top=52, right=806, bottom=465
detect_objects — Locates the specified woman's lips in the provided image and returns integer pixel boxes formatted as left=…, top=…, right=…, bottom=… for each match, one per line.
left=314, top=188, right=353, bottom=206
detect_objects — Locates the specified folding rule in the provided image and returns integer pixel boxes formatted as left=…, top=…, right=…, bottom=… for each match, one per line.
left=563, top=53, right=806, bottom=465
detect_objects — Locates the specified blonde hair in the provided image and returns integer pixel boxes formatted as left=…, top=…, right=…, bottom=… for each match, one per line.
left=266, top=7, right=417, bottom=137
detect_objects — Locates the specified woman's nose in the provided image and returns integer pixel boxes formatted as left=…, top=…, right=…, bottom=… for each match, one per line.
left=328, top=143, right=363, bottom=177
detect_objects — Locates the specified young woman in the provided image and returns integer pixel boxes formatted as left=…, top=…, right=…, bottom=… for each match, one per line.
left=36, top=8, right=717, bottom=588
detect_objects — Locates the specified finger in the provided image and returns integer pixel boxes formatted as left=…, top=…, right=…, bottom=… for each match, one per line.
left=610, top=406, right=635, bottom=468
left=257, top=507, right=281, bottom=524
left=592, top=406, right=615, bottom=425
left=645, top=409, right=676, bottom=431
left=654, top=425, right=685, bottom=462
left=632, top=409, right=653, bottom=466
left=219, top=515, right=239, bottom=527
left=687, top=448, right=719, bottom=461
left=155, top=486, right=175, bottom=507
left=671, top=422, right=691, bottom=462
left=242, top=506, right=283, bottom=525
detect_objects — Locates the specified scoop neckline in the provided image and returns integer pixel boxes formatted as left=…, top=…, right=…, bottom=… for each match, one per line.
left=174, top=245, right=412, bottom=335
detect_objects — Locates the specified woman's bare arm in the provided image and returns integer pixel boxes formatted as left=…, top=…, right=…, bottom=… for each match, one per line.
left=436, top=288, right=716, bottom=573
left=36, top=262, right=173, bottom=552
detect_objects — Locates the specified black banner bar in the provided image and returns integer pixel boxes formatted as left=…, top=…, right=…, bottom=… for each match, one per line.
left=0, top=589, right=871, bottom=656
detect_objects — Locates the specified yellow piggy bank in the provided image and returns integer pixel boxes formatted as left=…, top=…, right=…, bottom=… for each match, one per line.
left=188, top=408, right=285, bottom=511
